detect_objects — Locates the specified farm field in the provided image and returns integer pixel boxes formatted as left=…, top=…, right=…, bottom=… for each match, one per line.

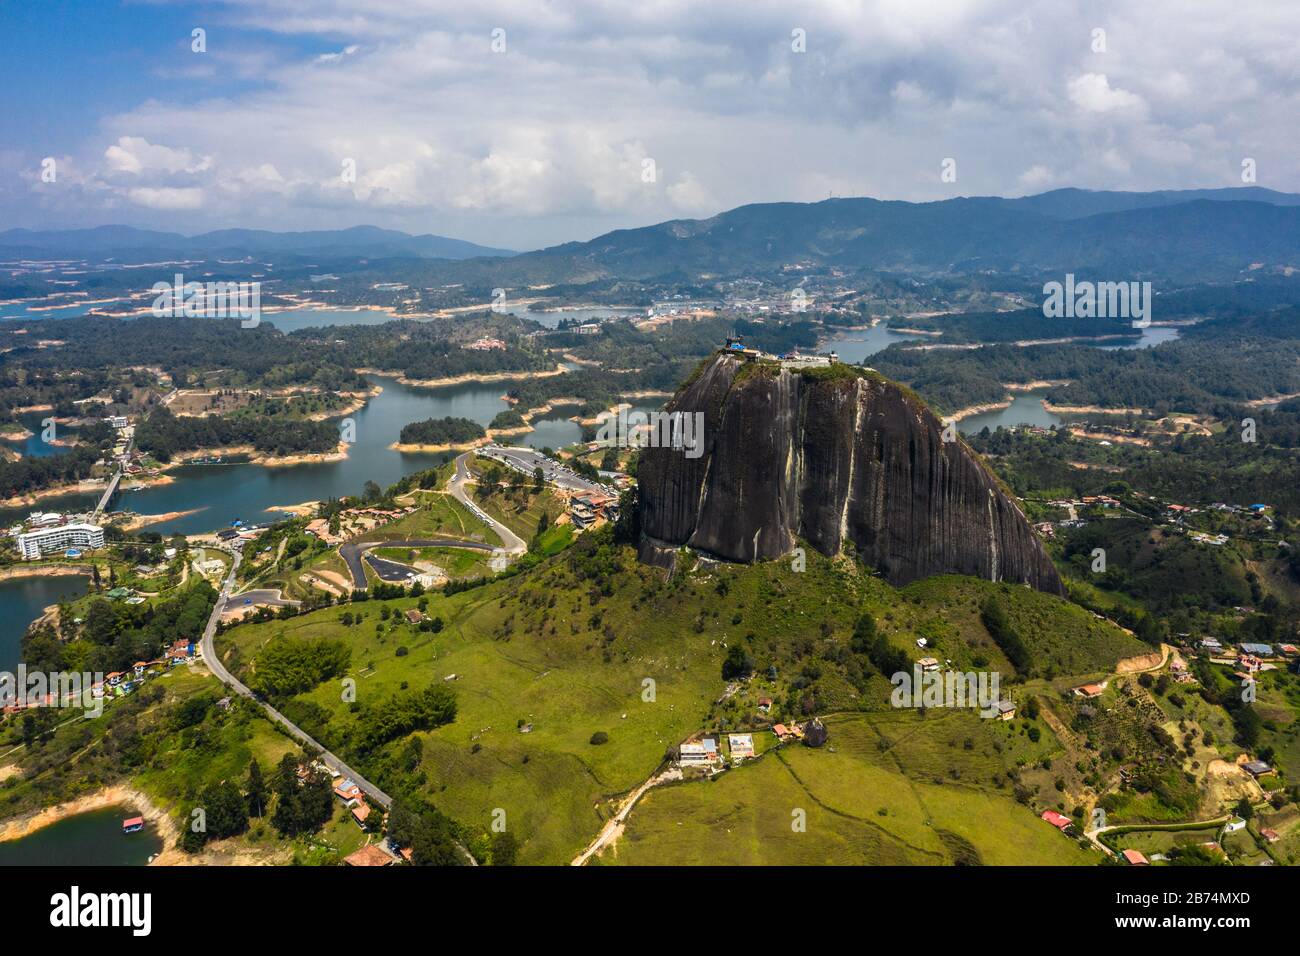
left=606, top=714, right=1097, bottom=865
left=213, top=535, right=1180, bottom=866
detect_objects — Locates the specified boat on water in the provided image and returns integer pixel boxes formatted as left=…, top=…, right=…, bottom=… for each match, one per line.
left=122, top=816, right=144, bottom=834
left=190, top=455, right=224, bottom=464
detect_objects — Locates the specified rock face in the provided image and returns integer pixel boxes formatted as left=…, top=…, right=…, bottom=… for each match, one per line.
left=637, top=354, right=1064, bottom=595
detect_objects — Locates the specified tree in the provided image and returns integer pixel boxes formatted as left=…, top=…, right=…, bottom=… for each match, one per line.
left=533, top=466, right=544, bottom=492
left=246, top=759, right=268, bottom=818
left=612, top=486, right=640, bottom=545
left=491, top=831, right=519, bottom=866
left=202, top=780, right=250, bottom=839
left=850, top=613, right=877, bottom=653
left=722, top=644, right=754, bottom=680
left=981, top=596, right=1031, bottom=675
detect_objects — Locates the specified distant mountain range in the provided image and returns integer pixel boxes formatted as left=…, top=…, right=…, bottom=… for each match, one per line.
left=0, top=224, right=515, bottom=262
left=6, top=187, right=1299, bottom=280
left=489, top=186, right=1300, bottom=283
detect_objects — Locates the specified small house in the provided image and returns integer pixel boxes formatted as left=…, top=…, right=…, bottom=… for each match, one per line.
left=1121, top=849, right=1149, bottom=866
left=334, top=779, right=362, bottom=802
left=678, top=742, right=712, bottom=767
left=1040, top=810, right=1072, bottom=831
left=344, top=844, right=395, bottom=867
left=727, top=733, right=755, bottom=760
left=1073, top=683, right=1104, bottom=699
left=1243, top=760, right=1275, bottom=778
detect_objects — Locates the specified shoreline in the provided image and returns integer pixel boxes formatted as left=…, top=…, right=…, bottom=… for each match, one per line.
left=0, top=479, right=108, bottom=509
left=0, top=563, right=94, bottom=582
left=1004, top=380, right=1071, bottom=391
left=377, top=364, right=569, bottom=389
left=391, top=436, right=490, bottom=453
left=0, top=784, right=178, bottom=864
left=1042, top=401, right=1145, bottom=415
left=115, top=508, right=204, bottom=532
left=903, top=333, right=1139, bottom=351
left=164, top=441, right=350, bottom=469
left=166, top=384, right=380, bottom=422
left=945, top=399, right=1013, bottom=422
left=264, top=500, right=319, bottom=517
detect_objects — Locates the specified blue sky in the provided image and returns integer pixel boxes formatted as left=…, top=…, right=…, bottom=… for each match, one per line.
left=1, top=2, right=306, bottom=149
left=2, top=1, right=1297, bottom=249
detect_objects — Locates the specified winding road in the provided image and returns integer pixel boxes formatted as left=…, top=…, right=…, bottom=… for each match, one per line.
left=198, top=545, right=477, bottom=864
left=198, top=546, right=393, bottom=810
left=340, top=537, right=495, bottom=589
left=337, top=453, right=528, bottom=589
left=449, top=452, right=528, bottom=553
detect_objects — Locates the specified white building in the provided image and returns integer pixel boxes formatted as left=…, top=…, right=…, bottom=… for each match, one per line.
left=15, top=523, right=105, bottom=560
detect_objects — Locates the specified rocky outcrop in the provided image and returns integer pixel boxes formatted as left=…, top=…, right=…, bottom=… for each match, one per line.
left=637, top=354, right=1064, bottom=594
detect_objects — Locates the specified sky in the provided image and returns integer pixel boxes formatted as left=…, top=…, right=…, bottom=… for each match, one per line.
left=1, top=0, right=1298, bottom=250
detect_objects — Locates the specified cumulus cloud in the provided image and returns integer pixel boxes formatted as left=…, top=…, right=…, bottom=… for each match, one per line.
left=125, top=186, right=206, bottom=210
left=8, top=0, right=1300, bottom=247
left=1067, top=73, right=1147, bottom=114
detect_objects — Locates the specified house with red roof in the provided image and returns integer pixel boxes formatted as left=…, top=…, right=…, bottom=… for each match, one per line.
left=344, top=844, right=394, bottom=866
left=1041, top=810, right=1073, bottom=831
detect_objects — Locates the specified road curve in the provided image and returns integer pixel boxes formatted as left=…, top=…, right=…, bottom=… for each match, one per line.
left=340, top=537, right=495, bottom=590
left=199, top=546, right=393, bottom=810
left=451, top=453, right=527, bottom=555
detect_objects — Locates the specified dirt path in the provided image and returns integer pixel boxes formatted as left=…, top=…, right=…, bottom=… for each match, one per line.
left=1115, top=643, right=1170, bottom=675
left=299, top=572, right=345, bottom=597
left=571, top=766, right=682, bottom=865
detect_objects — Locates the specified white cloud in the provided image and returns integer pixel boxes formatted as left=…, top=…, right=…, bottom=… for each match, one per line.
left=125, top=186, right=205, bottom=210
left=9, top=0, right=1300, bottom=246
left=1067, top=73, right=1147, bottom=114
left=105, top=137, right=212, bottom=176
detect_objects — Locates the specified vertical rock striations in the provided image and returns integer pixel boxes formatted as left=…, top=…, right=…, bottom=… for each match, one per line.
left=638, top=354, right=1064, bottom=595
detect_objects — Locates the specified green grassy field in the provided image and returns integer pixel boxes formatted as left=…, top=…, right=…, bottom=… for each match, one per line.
left=361, top=493, right=502, bottom=547
left=607, top=714, right=1097, bottom=865
left=216, top=533, right=1149, bottom=864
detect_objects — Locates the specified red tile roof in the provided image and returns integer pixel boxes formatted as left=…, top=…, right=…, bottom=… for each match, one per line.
left=344, top=844, right=393, bottom=867
left=1041, top=810, right=1072, bottom=829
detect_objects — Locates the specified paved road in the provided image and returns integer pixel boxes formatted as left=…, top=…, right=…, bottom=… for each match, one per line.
left=340, top=537, right=496, bottom=589
left=199, top=546, right=393, bottom=811
left=227, top=588, right=301, bottom=609
left=450, top=452, right=527, bottom=554
left=476, top=444, right=609, bottom=496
